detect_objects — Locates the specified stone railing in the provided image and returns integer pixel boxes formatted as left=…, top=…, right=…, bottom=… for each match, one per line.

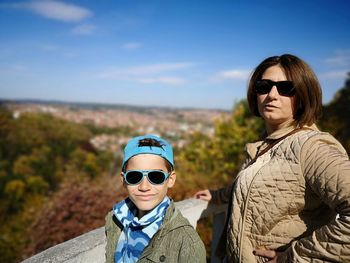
left=22, top=198, right=227, bottom=263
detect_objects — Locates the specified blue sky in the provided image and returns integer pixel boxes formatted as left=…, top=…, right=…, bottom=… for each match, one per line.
left=0, top=0, right=349, bottom=110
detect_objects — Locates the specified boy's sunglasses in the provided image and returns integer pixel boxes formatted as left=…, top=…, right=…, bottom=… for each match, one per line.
left=123, top=170, right=170, bottom=185
left=254, top=80, right=295, bottom=97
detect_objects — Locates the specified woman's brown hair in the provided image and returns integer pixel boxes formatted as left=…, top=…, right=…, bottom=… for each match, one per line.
left=247, top=54, right=322, bottom=126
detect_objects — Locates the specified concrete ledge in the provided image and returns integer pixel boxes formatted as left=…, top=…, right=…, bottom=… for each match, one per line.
left=22, top=198, right=227, bottom=263
left=22, top=227, right=106, bottom=263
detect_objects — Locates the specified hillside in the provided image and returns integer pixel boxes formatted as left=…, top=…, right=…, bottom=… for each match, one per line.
left=1, top=73, right=350, bottom=262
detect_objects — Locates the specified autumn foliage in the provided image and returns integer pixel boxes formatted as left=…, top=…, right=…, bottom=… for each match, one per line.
left=22, top=177, right=127, bottom=259
left=0, top=73, right=349, bottom=263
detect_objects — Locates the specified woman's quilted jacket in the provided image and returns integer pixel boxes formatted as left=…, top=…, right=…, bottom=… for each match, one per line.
left=211, top=125, right=350, bottom=262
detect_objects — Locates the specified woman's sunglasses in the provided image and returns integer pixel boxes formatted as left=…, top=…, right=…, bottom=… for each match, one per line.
left=254, top=79, right=295, bottom=97
left=123, top=170, right=170, bottom=185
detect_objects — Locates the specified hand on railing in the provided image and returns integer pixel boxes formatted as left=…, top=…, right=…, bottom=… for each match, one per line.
left=193, top=189, right=212, bottom=201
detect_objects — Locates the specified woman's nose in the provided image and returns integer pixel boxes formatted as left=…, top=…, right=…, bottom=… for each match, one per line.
left=267, top=85, right=279, bottom=98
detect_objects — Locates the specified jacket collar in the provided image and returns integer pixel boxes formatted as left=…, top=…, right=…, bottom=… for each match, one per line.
left=245, top=123, right=319, bottom=160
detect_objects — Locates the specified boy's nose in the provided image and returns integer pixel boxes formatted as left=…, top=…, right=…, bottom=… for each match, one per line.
left=138, top=176, right=151, bottom=191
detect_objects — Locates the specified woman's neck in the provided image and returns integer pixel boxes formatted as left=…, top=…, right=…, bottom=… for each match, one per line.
left=265, top=119, right=296, bottom=135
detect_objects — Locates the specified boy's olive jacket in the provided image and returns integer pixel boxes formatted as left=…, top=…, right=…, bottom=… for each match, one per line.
left=105, top=200, right=206, bottom=263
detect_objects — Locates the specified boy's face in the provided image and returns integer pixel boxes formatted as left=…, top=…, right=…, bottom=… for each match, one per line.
left=121, top=154, right=176, bottom=218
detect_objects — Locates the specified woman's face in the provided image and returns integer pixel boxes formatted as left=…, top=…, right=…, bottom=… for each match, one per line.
left=257, top=65, right=295, bottom=132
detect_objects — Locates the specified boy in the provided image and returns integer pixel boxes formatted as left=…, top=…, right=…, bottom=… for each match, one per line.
left=105, top=134, right=206, bottom=263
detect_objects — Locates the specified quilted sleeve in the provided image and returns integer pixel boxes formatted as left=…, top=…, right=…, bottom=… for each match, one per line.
left=286, top=135, right=350, bottom=262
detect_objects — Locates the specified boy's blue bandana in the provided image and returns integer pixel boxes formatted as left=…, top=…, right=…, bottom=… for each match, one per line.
left=113, top=196, right=170, bottom=263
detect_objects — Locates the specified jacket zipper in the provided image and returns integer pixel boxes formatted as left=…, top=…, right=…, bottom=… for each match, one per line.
left=238, top=166, right=262, bottom=262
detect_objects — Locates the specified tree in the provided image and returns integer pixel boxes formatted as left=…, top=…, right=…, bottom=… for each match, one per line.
left=22, top=177, right=124, bottom=259
left=320, top=72, right=350, bottom=153
left=0, top=110, right=114, bottom=263
left=4, top=180, right=26, bottom=211
left=173, top=100, right=264, bottom=199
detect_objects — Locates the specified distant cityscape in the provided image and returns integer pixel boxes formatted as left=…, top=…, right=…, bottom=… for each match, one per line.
left=3, top=100, right=230, bottom=152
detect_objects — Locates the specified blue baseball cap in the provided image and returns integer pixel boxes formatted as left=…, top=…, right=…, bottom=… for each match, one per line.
left=122, top=134, right=174, bottom=171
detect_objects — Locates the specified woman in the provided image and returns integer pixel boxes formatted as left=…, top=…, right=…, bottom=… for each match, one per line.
left=195, top=54, right=350, bottom=262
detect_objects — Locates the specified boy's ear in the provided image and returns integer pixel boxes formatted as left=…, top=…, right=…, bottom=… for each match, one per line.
left=120, top=172, right=125, bottom=187
left=167, top=171, right=176, bottom=188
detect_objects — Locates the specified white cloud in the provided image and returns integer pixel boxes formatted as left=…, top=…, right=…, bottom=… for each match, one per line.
left=121, top=42, right=142, bottom=50
left=96, top=62, right=194, bottom=85
left=12, top=0, right=92, bottom=22
left=127, top=62, right=194, bottom=75
left=99, top=62, right=194, bottom=78
left=325, top=49, right=350, bottom=67
left=213, top=69, right=251, bottom=81
left=139, top=77, right=185, bottom=85
left=40, top=44, right=59, bottom=51
left=0, top=63, right=30, bottom=76
left=71, top=24, right=96, bottom=35
left=36, top=43, right=78, bottom=58
left=320, top=70, right=348, bottom=79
